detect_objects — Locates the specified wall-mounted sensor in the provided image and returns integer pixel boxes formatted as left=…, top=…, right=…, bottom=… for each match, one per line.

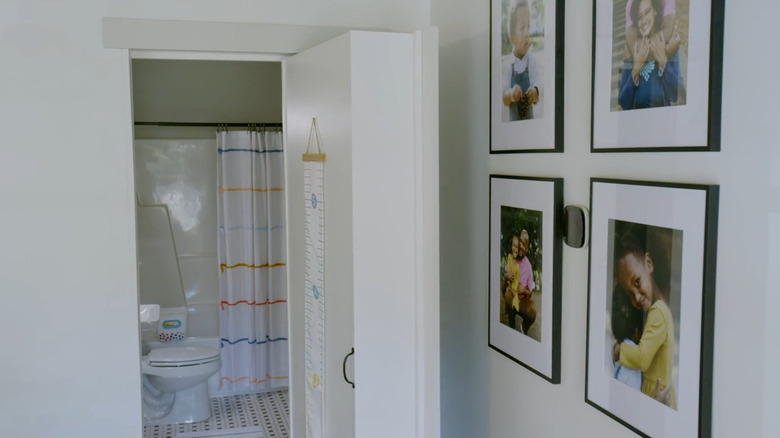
left=563, top=205, right=589, bottom=248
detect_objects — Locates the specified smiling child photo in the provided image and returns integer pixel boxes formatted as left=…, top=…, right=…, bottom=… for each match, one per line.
left=610, top=0, right=689, bottom=111
left=499, top=205, right=543, bottom=342
left=606, top=219, right=682, bottom=408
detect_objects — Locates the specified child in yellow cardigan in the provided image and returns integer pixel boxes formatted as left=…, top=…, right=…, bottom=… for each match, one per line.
left=610, top=227, right=676, bottom=409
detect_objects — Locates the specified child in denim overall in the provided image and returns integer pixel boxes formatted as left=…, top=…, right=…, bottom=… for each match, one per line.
left=501, top=0, right=540, bottom=121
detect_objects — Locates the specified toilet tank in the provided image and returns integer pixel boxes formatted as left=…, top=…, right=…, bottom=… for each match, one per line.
left=139, top=304, right=160, bottom=342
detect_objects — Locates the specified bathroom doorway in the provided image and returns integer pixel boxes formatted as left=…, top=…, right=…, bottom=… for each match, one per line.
left=115, top=25, right=442, bottom=438
left=132, top=57, right=290, bottom=438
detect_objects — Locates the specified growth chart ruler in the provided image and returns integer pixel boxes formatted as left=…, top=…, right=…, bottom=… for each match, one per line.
left=303, top=118, right=326, bottom=438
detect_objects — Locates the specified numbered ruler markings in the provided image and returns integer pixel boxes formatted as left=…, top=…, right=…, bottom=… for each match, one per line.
left=303, top=160, right=326, bottom=438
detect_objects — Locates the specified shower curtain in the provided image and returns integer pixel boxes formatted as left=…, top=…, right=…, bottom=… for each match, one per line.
left=217, top=129, right=289, bottom=394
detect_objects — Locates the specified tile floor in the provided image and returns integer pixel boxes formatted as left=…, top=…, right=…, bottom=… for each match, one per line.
left=142, top=390, right=289, bottom=438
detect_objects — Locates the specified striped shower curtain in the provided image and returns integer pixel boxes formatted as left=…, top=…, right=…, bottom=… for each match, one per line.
left=216, top=129, right=289, bottom=394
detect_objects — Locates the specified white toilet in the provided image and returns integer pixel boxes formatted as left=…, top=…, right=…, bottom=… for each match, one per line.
left=141, top=343, right=221, bottom=425
left=139, top=305, right=221, bottom=425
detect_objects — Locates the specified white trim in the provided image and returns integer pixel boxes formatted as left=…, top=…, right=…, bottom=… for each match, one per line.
left=417, top=27, right=441, bottom=438
left=120, top=47, right=145, bottom=426
left=103, top=18, right=351, bottom=54
left=280, top=57, right=295, bottom=438
left=413, top=29, right=424, bottom=438
left=130, top=50, right=289, bottom=62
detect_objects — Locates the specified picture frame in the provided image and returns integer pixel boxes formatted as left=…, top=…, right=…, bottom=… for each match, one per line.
left=489, top=175, right=562, bottom=383
left=590, top=0, right=724, bottom=152
left=490, top=0, right=564, bottom=153
left=585, top=178, right=718, bottom=437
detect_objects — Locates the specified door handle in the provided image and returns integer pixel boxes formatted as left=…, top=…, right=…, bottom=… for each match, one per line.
left=343, top=347, right=355, bottom=389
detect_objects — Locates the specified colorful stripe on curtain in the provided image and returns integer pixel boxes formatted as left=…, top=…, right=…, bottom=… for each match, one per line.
left=216, top=129, right=289, bottom=395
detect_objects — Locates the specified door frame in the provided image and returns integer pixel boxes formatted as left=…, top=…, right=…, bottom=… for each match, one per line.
left=105, top=19, right=439, bottom=438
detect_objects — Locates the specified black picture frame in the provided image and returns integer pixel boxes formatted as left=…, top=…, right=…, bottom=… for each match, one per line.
left=490, top=0, right=564, bottom=153
left=585, top=178, right=718, bottom=437
left=488, top=175, right=562, bottom=383
left=590, top=0, right=724, bottom=152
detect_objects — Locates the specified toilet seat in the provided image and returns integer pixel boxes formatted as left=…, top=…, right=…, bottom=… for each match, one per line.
left=147, top=346, right=220, bottom=367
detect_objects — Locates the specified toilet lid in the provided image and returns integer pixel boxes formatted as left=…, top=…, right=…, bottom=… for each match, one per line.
left=148, top=346, right=220, bottom=367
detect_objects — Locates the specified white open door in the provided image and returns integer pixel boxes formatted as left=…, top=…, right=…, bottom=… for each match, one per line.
left=284, top=30, right=439, bottom=438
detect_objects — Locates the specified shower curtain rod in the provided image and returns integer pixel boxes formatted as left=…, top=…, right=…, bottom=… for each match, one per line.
left=134, top=121, right=283, bottom=128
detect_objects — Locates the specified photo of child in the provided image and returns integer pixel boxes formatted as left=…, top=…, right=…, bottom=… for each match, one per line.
left=606, top=219, right=682, bottom=409
left=500, top=0, right=545, bottom=122
left=499, top=206, right=543, bottom=342
left=610, top=0, right=689, bottom=111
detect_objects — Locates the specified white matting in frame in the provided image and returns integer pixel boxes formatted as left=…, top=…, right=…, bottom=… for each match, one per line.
left=586, top=179, right=718, bottom=438
left=490, top=0, right=563, bottom=152
left=591, top=0, right=724, bottom=151
left=489, top=175, right=561, bottom=383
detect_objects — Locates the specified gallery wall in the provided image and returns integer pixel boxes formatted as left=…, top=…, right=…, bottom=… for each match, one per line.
left=433, top=0, right=780, bottom=437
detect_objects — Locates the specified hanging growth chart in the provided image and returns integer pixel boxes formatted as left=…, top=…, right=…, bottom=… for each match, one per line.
left=303, top=118, right=326, bottom=438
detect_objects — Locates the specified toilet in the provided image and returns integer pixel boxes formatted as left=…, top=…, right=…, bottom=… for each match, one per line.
left=139, top=305, right=221, bottom=425
left=141, top=343, right=221, bottom=425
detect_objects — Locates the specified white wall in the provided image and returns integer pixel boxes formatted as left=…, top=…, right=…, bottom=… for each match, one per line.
left=0, top=2, right=428, bottom=438
left=432, top=1, right=491, bottom=437
left=434, top=0, right=780, bottom=437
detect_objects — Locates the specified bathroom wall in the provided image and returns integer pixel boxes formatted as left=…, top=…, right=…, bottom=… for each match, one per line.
left=132, top=60, right=283, bottom=140
left=134, top=139, right=220, bottom=338
left=132, top=60, right=283, bottom=339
